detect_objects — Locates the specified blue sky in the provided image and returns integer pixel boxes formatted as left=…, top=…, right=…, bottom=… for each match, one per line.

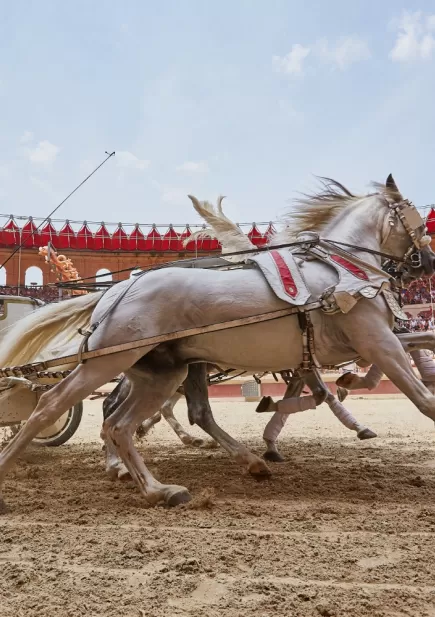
left=1, top=0, right=435, bottom=230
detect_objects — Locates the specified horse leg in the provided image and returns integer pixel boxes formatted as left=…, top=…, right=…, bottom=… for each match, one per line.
left=102, top=376, right=133, bottom=480
left=135, top=410, right=162, bottom=437
left=0, top=348, right=148, bottom=511
left=160, top=391, right=207, bottom=447
left=336, top=364, right=384, bottom=393
left=262, top=376, right=304, bottom=462
left=397, top=331, right=435, bottom=353
left=302, top=368, right=376, bottom=438
left=410, top=350, right=435, bottom=395
left=104, top=364, right=192, bottom=507
left=338, top=332, right=435, bottom=396
left=104, top=435, right=131, bottom=481
left=351, top=330, right=435, bottom=421
left=183, top=363, right=271, bottom=478
left=324, top=393, right=377, bottom=439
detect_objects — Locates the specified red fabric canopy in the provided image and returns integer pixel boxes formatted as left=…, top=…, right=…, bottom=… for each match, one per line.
left=0, top=216, right=289, bottom=253
left=426, top=208, right=435, bottom=234
left=94, top=224, right=111, bottom=250
left=145, top=227, right=162, bottom=251
left=21, top=218, right=40, bottom=247
left=112, top=225, right=130, bottom=251
left=39, top=221, right=58, bottom=246
left=179, top=227, right=195, bottom=251
left=76, top=223, right=94, bottom=250
left=1, top=218, right=20, bottom=246
left=57, top=222, right=76, bottom=249
left=162, top=226, right=180, bottom=251
left=248, top=224, right=267, bottom=246
left=129, top=226, right=146, bottom=251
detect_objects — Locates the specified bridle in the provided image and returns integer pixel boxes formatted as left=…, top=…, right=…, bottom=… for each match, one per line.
left=384, top=197, right=431, bottom=265
left=322, top=197, right=432, bottom=284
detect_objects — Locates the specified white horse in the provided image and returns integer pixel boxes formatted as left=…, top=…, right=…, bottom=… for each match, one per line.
left=101, top=195, right=377, bottom=480
left=1, top=175, right=435, bottom=509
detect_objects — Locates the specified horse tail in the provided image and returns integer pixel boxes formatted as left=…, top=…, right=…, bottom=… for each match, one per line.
left=186, top=195, right=255, bottom=261
left=0, top=291, right=103, bottom=368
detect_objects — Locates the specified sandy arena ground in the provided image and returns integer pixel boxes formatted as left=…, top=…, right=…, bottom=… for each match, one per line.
left=2, top=396, right=435, bottom=616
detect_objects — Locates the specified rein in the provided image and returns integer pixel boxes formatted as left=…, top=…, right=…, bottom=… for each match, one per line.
left=322, top=239, right=415, bottom=265
left=76, top=224, right=425, bottom=356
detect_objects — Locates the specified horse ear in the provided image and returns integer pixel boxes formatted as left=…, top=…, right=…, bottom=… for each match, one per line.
left=386, top=174, right=403, bottom=200
left=386, top=174, right=399, bottom=193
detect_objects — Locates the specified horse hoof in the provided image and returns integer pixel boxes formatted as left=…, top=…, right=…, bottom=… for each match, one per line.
left=182, top=437, right=205, bottom=448
left=248, top=460, right=272, bottom=478
left=167, top=489, right=192, bottom=507
left=135, top=426, right=146, bottom=439
left=106, top=467, right=119, bottom=481
left=118, top=468, right=132, bottom=482
left=336, top=386, right=348, bottom=402
left=336, top=372, right=354, bottom=388
left=200, top=440, right=219, bottom=450
left=255, top=396, right=273, bottom=413
left=357, top=428, right=377, bottom=440
left=263, top=450, right=286, bottom=463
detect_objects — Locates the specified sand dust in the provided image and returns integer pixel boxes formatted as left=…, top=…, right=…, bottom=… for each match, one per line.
left=2, top=396, right=435, bottom=616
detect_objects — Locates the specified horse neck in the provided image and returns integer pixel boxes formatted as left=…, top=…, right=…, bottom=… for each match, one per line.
left=321, top=196, right=386, bottom=268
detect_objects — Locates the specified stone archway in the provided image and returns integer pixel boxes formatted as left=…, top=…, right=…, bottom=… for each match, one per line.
left=25, top=266, right=43, bottom=287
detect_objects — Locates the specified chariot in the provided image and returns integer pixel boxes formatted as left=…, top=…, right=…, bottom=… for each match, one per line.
left=0, top=295, right=83, bottom=446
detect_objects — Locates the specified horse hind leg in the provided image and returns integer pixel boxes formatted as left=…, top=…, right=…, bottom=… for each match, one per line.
left=184, top=363, right=271, bottom=478
left=104, top=364, right=192, bottom=507
left=102, top=375, right=135, bottom=480
left=160, top=391, right=208, bottom=448
left=0, top=348, right=149, bottom=511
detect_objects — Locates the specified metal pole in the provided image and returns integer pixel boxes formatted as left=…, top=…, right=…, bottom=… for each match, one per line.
left=430, top=276, right=434, bottom=326
left=17, top=228, right=22, bottom=295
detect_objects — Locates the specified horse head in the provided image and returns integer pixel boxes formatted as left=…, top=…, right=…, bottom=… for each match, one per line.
left=380, top=174, right=435, bottom=284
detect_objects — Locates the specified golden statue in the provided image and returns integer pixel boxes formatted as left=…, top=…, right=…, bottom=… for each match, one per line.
left=39, top=246, right=87, bottom=295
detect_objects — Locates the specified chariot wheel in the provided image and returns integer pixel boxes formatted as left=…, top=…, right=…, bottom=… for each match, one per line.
left=32, top=402, right=83, bottom=447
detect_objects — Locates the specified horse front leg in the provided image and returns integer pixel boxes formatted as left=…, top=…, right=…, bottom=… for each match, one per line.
left=336, top=364, right=384, bottom=395
left=351, top=331, right=435, bottom=421
left=396, top=331, right=435, bottom=353
left=262, top=376, right=304, bottom=462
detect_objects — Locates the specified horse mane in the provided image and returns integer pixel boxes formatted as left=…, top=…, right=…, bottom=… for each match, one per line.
left=187, top=176, right=404, bottom=251
left=273, top=176, right=400, bottom=244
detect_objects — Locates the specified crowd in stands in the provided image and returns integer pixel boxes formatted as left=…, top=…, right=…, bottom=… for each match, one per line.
left=401, top=281, right=435, bottom=305
left=398, top=316, right=435, bottom=332
left=0, top=285, right=61, bottom=303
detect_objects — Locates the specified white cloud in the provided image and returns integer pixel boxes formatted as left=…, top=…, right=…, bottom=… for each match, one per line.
left=272, top=44, right=311, bottom=76
left=273, top=37, right=369, bottom=77
left=390, top=11, right=435, bottom=62
left=316, top=36, right=371, bottom=70
left=161, top=188, right=188, bottom=205
left=115, top=151, right=150, bottom=170
left=27, top=140, right=60, bottom=164
left=176, top=161, right=209, bottom=173
left=20, top=131, right=34, bottom=144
